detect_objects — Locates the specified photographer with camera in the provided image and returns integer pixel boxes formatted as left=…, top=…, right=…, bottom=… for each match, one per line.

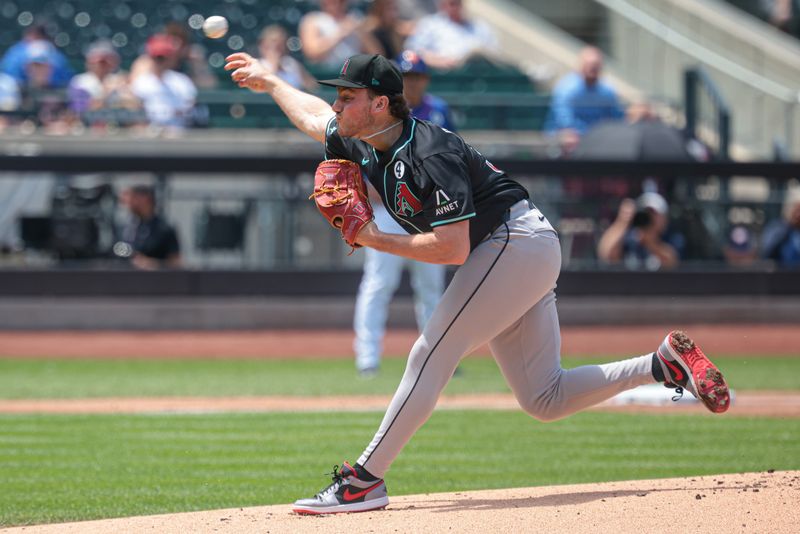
left=116, top=185, right=182, bottom=270
left=597, top=192, right=683, bottom=270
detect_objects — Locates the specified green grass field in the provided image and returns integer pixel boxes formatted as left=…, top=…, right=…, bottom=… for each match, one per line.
left=0, top=354, right=798, bottom=526
left=2, top=411, right=799, bottom=526
left=0, top=355, right=798, bottom=398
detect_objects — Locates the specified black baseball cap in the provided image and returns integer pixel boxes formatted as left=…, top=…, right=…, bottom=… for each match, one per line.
left=318, top=54, right=403, bottom=95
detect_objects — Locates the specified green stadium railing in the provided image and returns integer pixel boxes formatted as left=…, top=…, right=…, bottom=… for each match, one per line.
left=197, top=89, right=551, bottom=131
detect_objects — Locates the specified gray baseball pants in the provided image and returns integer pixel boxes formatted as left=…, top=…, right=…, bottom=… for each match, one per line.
left=357, top=200, right=655, bottom=477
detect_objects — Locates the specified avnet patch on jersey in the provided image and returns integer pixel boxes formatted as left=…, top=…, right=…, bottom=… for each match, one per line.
left=434, top=190, right=460, bottom=217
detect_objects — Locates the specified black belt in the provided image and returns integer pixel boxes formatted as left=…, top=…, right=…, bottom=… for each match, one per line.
left=488, top=198, right=534, bottom=237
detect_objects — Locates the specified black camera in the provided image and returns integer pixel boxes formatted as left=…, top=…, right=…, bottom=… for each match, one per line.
left=631, top=209, right=653, bottom=228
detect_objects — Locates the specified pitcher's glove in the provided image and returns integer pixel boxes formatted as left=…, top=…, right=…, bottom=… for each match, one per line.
left=309, top=159, right=374, bottom=251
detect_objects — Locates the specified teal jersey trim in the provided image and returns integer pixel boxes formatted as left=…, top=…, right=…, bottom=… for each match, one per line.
left=430, top=213, right=476, bottom=227
left=382, top=119, right=423, bottom=233
left=323, top=116, right=337, bottom=159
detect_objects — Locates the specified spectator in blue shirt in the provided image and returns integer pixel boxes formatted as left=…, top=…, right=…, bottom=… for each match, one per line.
left=761, top=188, right=800, bottom=268
left=546, top=46, right=624, bottom=138
left=0, top=24, right=74, bottom=88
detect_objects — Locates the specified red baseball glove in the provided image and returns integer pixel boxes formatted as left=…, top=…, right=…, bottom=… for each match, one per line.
left=309, top=159, right=374, bottom=251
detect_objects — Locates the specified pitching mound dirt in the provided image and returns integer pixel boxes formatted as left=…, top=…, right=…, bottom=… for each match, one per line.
left=4, top=471, right=798, bottom=533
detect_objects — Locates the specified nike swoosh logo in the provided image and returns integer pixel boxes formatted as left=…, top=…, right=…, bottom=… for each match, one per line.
left=342, top=481, right=383, bottom=502
left=361, top=157, right=369, bottom=165
left=657, top=352, right=684, bottom=382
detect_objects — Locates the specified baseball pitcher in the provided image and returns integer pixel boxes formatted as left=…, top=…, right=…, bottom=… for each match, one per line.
left=224, top=52, right=730, bottom=515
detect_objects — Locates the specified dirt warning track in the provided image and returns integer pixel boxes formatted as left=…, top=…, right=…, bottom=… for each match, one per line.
left=0, top=325, right=798, bottom=359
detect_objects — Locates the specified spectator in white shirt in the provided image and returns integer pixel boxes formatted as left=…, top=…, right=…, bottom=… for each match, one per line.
left=0, top=72, right=20, bottom=112
left=404, top=0, right=498, bottom=70
left=131, top=34, right=197, bottom=129
left=68, top=40, right=137, bottom=115
left=258, top=25, right=317, bottom=91
left=298, top=0, right=381, bottom=68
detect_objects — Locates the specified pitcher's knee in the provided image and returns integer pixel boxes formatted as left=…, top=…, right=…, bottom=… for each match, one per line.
left=408, top=337, right=432, bottom=365
left=518, top=396, right=569, bottom=423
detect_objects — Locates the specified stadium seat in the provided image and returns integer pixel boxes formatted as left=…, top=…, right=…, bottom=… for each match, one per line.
left=5, top=1, right=544, bottom=131
left=2, top=0, right=361, bottom=71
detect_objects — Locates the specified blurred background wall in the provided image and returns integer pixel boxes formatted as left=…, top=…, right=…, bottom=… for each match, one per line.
left=0, top=0, right=798, bottom=329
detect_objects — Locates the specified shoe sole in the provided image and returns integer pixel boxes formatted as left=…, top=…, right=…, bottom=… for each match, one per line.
left=292, top=496, right=389, bottom=515
left=660, top=330, right=730, bottom=414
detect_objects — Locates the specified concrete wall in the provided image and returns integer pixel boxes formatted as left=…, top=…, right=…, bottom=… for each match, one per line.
left=602, top=0, right=800, bottom=158
left=1, top=295, right=797, bottom=329
left=469, top=0, right=644, bottom=103
left=482, top=0, right=800, bottom=157
left=505, top=0, right=606, bottom=45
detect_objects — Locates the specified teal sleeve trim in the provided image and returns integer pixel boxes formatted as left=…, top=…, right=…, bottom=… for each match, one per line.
left=323, top=116, right=335, bottom=159
left=429, top=213, right=476, bottom=227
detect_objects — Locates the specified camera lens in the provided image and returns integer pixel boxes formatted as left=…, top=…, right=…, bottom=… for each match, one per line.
left=631, top=209, right=652, bottom=228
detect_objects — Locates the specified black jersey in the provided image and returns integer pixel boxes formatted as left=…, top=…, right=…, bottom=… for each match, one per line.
left=324, top=117, right=529, bottom=250
left=122, top=215, right=180, bottom=261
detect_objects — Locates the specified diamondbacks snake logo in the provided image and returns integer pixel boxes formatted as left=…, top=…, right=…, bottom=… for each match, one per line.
left=395, top=182, right=422, bottom=217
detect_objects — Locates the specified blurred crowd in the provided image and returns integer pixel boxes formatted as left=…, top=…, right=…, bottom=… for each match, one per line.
left=0, top=0, right=797, bottom=271
left=0, top=21, right=205, bottom=133
left=0, top=0, right=501, bottom=134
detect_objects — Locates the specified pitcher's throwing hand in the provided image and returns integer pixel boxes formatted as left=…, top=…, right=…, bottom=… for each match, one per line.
left=224, top=53, right=271, bottom=93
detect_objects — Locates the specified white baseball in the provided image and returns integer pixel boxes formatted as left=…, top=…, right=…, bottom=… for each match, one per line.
left=203, top=16, right=228, bottom=39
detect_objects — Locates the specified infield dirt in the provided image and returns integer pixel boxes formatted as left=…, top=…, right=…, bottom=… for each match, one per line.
left=3, top=471, right=798, bottom=533
left=0, top=390, right=798, bottom=417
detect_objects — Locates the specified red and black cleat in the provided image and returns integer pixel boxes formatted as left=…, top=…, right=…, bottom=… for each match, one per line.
left=293, top=461, right=388, bottom=515
left=654, top=330, right=730, bottom=413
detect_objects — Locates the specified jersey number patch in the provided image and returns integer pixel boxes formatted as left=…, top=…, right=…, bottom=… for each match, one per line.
left=395, top=181, right=422, bottom=217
